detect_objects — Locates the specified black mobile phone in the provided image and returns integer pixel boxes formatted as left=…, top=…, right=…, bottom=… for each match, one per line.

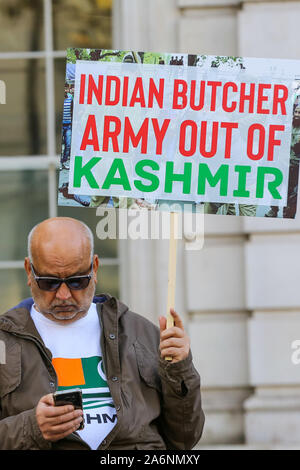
left=53, top=388, right=84, bottom=430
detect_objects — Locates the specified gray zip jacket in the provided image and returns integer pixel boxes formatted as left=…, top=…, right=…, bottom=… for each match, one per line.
left=0, top=294, right=205, bottom=450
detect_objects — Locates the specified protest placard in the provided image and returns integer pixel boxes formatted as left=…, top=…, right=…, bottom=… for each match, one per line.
left=58, top=48, right=300, bottom=219
left=57, top=48, right=300, bottom=342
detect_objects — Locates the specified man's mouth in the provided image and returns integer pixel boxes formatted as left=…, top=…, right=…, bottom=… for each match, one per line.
left=51, top=311, right=79, bottom=321
left=53, top=305, right=76, bottom=312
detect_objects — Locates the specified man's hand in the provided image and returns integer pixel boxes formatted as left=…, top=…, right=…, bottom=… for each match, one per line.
left=159, top=308, right=190, bottom=363
left=36, top=394, right=83, bottom=442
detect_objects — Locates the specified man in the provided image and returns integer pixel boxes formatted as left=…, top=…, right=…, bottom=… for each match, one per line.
left=58, top=182, right=91, bottom=207
left=283, top=102, right=300, bottom=219
left=89, top=195, right=135, bottom=209
left=0, top=217, right=204, bottom=450
left=203, top=202, right=257, bottom=217
left=218, top=203, right=257, bottom=217
left=265, top=101, right=300, bottom=219
left=61, top=84, right=73, bottom=170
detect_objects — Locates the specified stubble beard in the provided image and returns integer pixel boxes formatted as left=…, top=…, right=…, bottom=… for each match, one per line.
left=31, top=279, right=96, bottom=324
left=32, top=293, right=95, bottom=324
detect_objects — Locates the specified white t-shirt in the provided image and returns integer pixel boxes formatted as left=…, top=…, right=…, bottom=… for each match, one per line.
left=31, top=302, right=117, bottom=450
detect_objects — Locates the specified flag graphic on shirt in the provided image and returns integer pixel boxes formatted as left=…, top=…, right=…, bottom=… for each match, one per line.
left=52, top=356, right=114, bottom=410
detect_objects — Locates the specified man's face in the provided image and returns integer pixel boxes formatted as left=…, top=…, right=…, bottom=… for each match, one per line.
left=25, top=249, right=99, bottom=325
left=294, top=106, right=300, bottom=127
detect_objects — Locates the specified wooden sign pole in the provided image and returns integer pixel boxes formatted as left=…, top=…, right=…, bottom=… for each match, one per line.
left=165, top=211, right=178, bottom=361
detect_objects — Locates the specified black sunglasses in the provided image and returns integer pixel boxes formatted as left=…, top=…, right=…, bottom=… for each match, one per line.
left=30, top=262, right=93, bottom=291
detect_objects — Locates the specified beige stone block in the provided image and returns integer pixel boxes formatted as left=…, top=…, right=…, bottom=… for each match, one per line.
left=248, top=312, right=300, bottom=385
left=186, top=237, right=245, bottom=311
left=238, top=2, right=300, bottom=58
left=243, top=215, right=300, bottom=234
left=199, top=408, right=245, bottom=444
left=204, top=214, right=244, bottom=235
left=113, top=0, right=178, bottom=51
left=189, top=312, right=249, bottom=386
left=245, top=389, right=300, bottom=444
left=178, top=0, right=240, bottom=6
left=179, top=10, right=238, bottom=56
left=245, top=235, right=300, bottom=309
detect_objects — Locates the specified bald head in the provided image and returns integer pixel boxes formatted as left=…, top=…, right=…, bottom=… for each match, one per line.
left=28, top=217, right=94, bottom=267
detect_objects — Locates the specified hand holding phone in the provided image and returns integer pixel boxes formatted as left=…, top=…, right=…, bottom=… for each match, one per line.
left=36, top=392, right=84, bottom=442
left=53, top=388, right=84, bottom=430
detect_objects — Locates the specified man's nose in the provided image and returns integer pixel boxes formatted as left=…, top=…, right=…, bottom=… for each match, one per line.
left=55, top=282, right=72, bottom=300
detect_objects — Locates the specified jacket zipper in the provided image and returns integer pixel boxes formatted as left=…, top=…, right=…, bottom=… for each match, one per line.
left=96, top=303, right=123, bottom=449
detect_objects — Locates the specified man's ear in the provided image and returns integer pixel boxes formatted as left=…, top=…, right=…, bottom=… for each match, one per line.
left=93, top=254, right=99, bottom=284
left=24, top=257, right=32, bottom=287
